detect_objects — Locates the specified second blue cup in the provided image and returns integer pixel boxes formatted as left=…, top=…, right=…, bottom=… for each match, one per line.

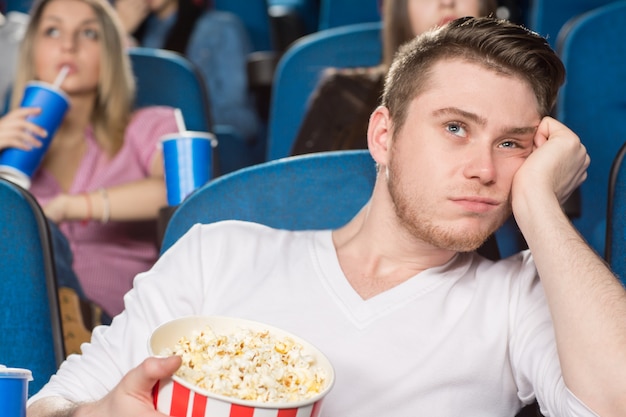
left=161, top=131, right=218, bottom=206
left=0, top=366, right=32, bottom=417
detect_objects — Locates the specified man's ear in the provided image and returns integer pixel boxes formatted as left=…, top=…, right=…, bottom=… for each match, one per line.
left=367, top=105, right=393, bottom=167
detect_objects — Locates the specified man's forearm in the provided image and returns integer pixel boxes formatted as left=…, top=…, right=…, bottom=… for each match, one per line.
left=27, top=397, right=81, bottom=417
left=517, top=191, right=626, bottom=416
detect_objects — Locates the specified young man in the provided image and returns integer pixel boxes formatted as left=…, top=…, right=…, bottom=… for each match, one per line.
left=28, top=17, right=626, bottom=417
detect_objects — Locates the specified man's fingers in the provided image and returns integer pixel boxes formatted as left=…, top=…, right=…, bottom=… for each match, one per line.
left=124, top=356, right=182, bottom=394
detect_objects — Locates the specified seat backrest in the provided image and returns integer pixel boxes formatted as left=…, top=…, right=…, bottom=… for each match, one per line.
left=528, top=0, right=614, bottom=48
left=128, top=47, right=212, bottom=133
left=318, top=0, right=381, bottom=31
left=605, top=141, right=626, bottom=285
left=0, top=179, right=65, bottom=396
left=266, top=21, right=382, bottom=161
left=4, top=0, right=31, bottom=13
left=161, top=150, right=376, bottom=252
left=555, top=0, right=626, bottom=255
left=214, top=0, right=272, bottom=52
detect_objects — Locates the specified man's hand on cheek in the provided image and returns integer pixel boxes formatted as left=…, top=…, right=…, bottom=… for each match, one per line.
left=512, top=116, right=589, bottom=208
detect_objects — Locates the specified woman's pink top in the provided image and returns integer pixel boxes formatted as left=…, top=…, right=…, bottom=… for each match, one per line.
left=30, top=106, right=179, bottom=317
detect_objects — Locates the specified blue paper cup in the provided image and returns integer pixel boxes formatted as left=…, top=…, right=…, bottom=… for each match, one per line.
left=0, top=81, right=70, bottom=189
left=0, top=366, right=32, bottom=417
left=161, top=131, right=217, bottom=206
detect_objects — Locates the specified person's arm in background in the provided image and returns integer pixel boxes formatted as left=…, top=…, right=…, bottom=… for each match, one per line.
left=186, top=11, right=259, bottom=141
left=42, top=172, right=167, bottom=223
left=512, top=116, right=626, bottom=417
left=42, top=107, right=177, bottom=223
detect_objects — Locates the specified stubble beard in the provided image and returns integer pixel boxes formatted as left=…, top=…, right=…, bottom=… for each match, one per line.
left=386, top=159, right=511, bottom=253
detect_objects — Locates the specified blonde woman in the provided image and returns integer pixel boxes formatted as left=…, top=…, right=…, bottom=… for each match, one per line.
left=0, top=0, right=179, bottom=319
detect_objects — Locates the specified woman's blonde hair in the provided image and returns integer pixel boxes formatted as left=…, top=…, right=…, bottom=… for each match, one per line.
left=381, top=0, right=498, bottom=69
left=12, top=0, right=135, bottom=155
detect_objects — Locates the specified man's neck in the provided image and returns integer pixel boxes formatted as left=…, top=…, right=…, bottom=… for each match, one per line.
left=332, top=205, right=456, bottom=300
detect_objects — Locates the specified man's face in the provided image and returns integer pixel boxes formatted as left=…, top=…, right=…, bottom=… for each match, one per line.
left=384, top=59, right=541, bottom=251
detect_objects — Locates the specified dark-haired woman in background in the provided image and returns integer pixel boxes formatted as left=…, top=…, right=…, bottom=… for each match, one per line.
left=116, top=0, right=259, bottom=142
left=291, top=0, right=497, bottom=155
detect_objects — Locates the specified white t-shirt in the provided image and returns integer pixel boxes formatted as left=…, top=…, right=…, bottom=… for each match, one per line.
left=30, top=221, right=597, bottom=416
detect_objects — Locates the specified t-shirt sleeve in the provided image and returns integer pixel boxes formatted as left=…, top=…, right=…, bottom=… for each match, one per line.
left=27, top=223, right=213, bottom=406
left=126, top=106, right=180, bottom=174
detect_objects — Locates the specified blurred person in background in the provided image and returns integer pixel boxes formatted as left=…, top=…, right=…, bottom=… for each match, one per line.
left=0, top=0, right=179, bottom=323
left=0, top=8, right=29, bottom=112
left=291, top=0, right=497, bottom=155
left=115, top=0, right=259, bottom=142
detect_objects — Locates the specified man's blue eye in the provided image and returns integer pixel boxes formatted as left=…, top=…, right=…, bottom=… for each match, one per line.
left=447, top=123, right=467, bottom=137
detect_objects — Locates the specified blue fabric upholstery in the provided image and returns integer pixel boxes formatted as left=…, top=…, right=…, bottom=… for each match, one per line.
left=0, top=179, right=64, bottom=396
left=318, top=0, right=381, bottom=30
left=128, top=47, right=211, bottom=133
left=555, top=0, right=626, bottom=255
left=214, top=0, right=272, bottom=52
left=4, top=0, right=31, bottom=13
left=528, top=0, right=614, bottom=48
left=161, top=150, right=376, bottom=253
left=266, top=22, right=382, bottom=161
left=606, top=142, right=626, bottom=286
left=128, top=47, right=261, bottom=175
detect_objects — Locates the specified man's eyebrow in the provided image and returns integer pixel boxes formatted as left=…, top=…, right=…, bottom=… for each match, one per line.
left=501, top=126, right=538, bottom=136
left=432, top=107, right=537, bottom=136
left=432, top=107, right=487, bottom=126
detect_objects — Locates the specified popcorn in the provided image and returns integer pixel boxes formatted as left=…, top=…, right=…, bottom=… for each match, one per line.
left=160, top=325, right=328, bottom=403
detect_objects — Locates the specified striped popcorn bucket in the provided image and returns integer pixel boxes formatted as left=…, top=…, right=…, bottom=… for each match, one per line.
left=149, top=316, right=335, bottom=417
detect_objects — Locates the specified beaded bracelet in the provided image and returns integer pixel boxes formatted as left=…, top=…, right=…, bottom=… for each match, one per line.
left=81, top=193, right=92, bottom=226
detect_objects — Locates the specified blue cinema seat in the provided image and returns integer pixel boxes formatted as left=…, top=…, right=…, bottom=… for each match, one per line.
left=161, top=150, right=376, bottom=252
left=0, top=179, right=65, bottom=396
left=605, top=141, right=626, bottom=285
left=318, top=0, right=381, bottom=30
left=266, top=22, right=382, bottom=161
left=555, top=0, right=626, bottom=255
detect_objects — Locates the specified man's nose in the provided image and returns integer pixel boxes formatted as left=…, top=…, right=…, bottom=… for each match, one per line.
left=463, top=145, right=497, bottom=184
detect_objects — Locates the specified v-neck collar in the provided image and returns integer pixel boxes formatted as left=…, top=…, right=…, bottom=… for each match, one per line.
left=311, top=231, right=472, bottom=328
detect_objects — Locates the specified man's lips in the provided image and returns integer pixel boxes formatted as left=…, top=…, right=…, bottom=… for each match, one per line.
left=451, top=197, right=500, bottom=213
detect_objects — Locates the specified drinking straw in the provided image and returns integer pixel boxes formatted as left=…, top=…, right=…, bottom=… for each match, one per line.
left=173, top=108, right=186, bottom=133
left=53, top=65, right=70, bottom=89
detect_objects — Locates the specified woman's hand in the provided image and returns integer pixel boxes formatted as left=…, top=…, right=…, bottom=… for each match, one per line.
left=0, top=108, right=48, bottom=152
left=43, top=194, right=72, bottom=224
